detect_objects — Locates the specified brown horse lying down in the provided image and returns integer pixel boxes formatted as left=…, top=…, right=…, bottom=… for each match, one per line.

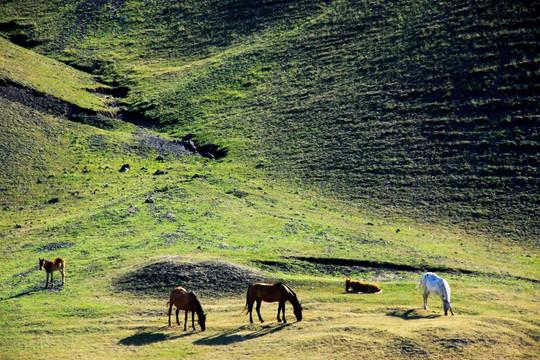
left=345, top=278, right=382, bottom=293
left=167, top=287, right=206, bottom=331
left=39, top=258, right=65, bottom=289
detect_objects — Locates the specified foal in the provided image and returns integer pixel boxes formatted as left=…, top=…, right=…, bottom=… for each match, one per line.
left=39, top=258, right=65, bottom=289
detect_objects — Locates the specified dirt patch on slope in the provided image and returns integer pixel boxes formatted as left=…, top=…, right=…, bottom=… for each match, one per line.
left=114, top=258, right=267, bottom=297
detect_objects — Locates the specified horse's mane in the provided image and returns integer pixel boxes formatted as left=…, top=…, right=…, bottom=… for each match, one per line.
left=194, top=299, right=205, bottom=317
left=277, top=282, right=301, bottom=307
left=441, top=279, right=451, bottom=302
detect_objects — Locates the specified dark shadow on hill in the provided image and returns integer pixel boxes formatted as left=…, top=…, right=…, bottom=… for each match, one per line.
left=0, top=20, right=42, bottom=48
left=292, top=256, right=469, bottom=274
left=194, top=323, right=290, bottom=346
left=118, top=330, right=191, bottom=346
left=0, top=77, right=226, bottom=159
left=195, top=143, right=228, bottom=160
left=0, top=78, right=121, bottom=129
left=386, top=308, right=441, bottom=320
left=261, top=256, right=539, bottom=284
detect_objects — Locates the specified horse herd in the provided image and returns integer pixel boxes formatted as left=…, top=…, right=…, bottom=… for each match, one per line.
left=39, top=257, right=454, bottom=332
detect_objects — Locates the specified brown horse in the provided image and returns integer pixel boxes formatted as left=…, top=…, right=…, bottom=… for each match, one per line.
left=245, top=282, right=303, bottom=323
left=167, top=287, right=206, bottom=331
left=39, top=258, right=65, bottom=289
left=345, top=278, right=382, bottom=293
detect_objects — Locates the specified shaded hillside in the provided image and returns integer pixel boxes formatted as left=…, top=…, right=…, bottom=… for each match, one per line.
left=0, top=0, right=538, bottom=239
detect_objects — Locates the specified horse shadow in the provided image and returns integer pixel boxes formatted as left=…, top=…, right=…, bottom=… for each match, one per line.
left=1, top=285, right=61, bottom=301
left=118, top=328, right=193, bottom=346
left=194, top=323, right=291, bottom=346
left=386, top=308, right=441, bottom=320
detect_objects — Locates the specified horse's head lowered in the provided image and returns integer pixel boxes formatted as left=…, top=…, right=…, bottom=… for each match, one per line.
left=196, top=302, right=206, bottom=331
left=443, top=300, right=454, bottom=316
left=293, top=303, right=303, bottom=321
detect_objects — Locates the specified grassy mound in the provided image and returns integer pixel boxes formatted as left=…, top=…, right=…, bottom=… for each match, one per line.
left=115, top=259, right=266, bottom=297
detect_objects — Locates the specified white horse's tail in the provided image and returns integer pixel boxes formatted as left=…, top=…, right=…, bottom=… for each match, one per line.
left=416, top=273, right=427, bottom=289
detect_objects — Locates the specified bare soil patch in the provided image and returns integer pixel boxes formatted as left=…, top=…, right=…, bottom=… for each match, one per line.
left=38, top=241, right=75, bottom=251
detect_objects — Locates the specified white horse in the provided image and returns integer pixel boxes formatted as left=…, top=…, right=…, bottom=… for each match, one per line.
left=416, top=272, right=454, bottom=316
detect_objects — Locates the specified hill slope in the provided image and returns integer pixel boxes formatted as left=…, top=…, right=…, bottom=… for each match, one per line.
left=1, top=0, right=538, bottom=238
left=0, top=2, right=539, bottom=359
left=1, top=0, right=537, bottom=239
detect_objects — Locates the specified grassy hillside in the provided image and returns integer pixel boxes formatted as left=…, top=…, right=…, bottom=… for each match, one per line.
left=0, top=0, right=539, bottom=359
left=1, top=0, right=537, bottom=239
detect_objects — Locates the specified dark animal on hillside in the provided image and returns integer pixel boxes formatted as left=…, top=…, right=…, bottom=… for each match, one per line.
left=416, top=272, right=454, bottom=316
left=345, top=278, right=382, bottom=293
left=39, top=257, right=65, bottom=289
left=167, top=287, right=206, bottom=331
left=245, top=282, right=303, bottom=323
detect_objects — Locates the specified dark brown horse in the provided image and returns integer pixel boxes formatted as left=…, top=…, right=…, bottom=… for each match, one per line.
left=245, top=282, right=303, bottom=323
left=345, top=278, right=382, bottom=293
left=39, top=258, right=65, bottom=288
left=167, top=287, right=206, bottom=331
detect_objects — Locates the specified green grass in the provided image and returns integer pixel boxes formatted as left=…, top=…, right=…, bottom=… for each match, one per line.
left=1, top=0, right=538, bottom=239
left=0, top=37, right=112, bottom=112
left=0, top=0, right=539, bottom=358
left=0, top=96, right=538, bottom=357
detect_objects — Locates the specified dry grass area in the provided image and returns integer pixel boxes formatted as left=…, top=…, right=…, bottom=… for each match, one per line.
left=3, top=279, right=537, bottom=360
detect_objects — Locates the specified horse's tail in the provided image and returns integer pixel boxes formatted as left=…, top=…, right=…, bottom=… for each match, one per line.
left=244, top=284, right=252, bottom=314
left=416, top=273, right=426, bottom=289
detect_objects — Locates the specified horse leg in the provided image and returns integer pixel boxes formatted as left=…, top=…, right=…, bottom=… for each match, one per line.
left=248, top=301, right=254, bottom=323
left=423, top=289, right=430, bottom=310
left=176, top=308, right=181, bottom=326
left=281, top=302, right=287, bottom=323
left=168, top=303, right=173, bottom=326
left=191, top=310, right=195, bottom=330
left=44, top=272, right=49, bottom=289
left=183, top=310, right=188, bottom=331
left=50, top=272, right=54, bottom=288
left=255, top=299, right=264, bottom=323
left=276, top=302, right=282, bottom=322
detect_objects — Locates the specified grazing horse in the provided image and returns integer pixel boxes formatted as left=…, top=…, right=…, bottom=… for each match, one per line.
left=39, top=258, right=65, bottom=289
left=167, top=287, right=206, bottom=331
left=416, top=272, right=454, bottom=316
left=245, top=282, right=303, bottom=324
left=345, top=278, right=382, bottom=293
